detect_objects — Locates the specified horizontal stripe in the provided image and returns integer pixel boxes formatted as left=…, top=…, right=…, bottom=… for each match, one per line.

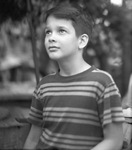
left=103, top=117, right=125, bottom=125
left=29, top=111, right=42, bottom=119
left=29, top=115, right=43, bottom=122
left=30, top=106, right=43, bottom=114
left=43, top=133, right=96, bottom=145
left=40, top=91, right=96, bottom=98
left=104, top=91, right=120, bottom=98
left=41, top=86, right=98, bottom=92
left=29, top=107, right=43, bottom=120
left=44, top=117, right=100, bottom=126
left=43, top=107, right=98, bottom=115
left=104, top=112, right=123, bottom=119
left=103, top=113, right=124, bottom=122
left=43, top=112, right=98, bottom=121
left=104, top=107, right=123, bottom=114
left=99, top=107, right=124, bottom=124
left=43, top=107, right=99, bottom=122
left=40, top=86, right=102, bottom=95
left=44, top=129, right=102, bottom=141
left=40, top=81, right=104, bottom=90
left=42, top=131, right=99, bottom=145
left=40, top=137, right=93, bottom=150
left=105, top=83, right=118, bottom=92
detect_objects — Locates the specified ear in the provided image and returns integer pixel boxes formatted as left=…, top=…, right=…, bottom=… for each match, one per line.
left=78, top=34, right=89, bottom=49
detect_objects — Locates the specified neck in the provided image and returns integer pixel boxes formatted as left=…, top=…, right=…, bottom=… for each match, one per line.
left=58, top=59, right=91, bottom=76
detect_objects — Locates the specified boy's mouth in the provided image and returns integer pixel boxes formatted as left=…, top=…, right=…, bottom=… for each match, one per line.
left=48, top=46, right=60, bottom=51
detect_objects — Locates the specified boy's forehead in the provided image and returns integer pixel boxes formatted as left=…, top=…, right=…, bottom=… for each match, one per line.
left=45, top=16, right=73, bottom=27
left=46, top=16, right=65, bottom=22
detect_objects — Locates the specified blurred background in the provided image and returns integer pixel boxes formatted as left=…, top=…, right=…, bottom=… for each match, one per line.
left=0, top=0, right=132, bottom=149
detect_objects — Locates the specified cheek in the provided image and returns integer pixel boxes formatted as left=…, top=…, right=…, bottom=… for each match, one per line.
left=63, top=36, right=76, bottom=45
left=44, top=39, right=48, bottom=48
left=44, top=41, right=49, bottom=54
left=67, top=37, right=78, bottom=48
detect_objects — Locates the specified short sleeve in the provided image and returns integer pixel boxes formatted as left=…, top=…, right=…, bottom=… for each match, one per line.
left=28, top=88, right=43, bottom=127
left=98, top=81, right=125, bottom=127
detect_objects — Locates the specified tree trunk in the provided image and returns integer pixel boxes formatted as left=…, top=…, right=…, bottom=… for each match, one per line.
left=27, top=0, right=40, bottom=85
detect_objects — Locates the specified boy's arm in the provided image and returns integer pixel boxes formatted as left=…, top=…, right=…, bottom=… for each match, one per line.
left=91, top=122, right=124, bottom=150
left=23, top=124, right=42, bottom=150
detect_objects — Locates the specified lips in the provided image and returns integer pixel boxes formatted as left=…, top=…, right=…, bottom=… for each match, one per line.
left=48, top=46, right=59, bottom=51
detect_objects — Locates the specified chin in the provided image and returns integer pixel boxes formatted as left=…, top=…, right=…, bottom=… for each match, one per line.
left=49, top=56, right=60, bottom=61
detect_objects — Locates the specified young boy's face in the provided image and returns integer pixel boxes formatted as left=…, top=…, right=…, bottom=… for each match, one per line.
left=44, top=16, right=81, bottom=62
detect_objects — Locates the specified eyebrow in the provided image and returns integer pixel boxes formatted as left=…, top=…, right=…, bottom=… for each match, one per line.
left=45, top=25, right=68, bottom=31
left=44, top=27, right=49, bottom=30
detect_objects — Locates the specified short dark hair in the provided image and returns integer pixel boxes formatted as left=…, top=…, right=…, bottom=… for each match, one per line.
left=44, top=3, right=94, bottom=39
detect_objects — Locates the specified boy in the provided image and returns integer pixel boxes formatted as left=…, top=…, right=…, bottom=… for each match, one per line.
left=24, top=3, right=124, bottom=150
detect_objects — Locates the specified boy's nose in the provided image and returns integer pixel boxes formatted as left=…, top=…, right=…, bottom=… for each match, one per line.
left=49, top=38, right=56, bottom=42
left=49, top=33, right=56, bottom=42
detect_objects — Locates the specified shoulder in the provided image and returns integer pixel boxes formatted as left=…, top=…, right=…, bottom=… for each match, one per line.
left=91, top=66, right=115, bottom=87
left=36, top=72, right=57, bottom=89
left=32, top=72, right=57, bottom=99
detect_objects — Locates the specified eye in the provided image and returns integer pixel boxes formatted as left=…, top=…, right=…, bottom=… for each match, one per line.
left=59, top=29, right=66, bottom=34
left=45, top=29, right=51, bottom=35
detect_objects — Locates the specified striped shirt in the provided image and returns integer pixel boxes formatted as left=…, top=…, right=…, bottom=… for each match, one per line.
left=28, top=66, right=124, bottom=150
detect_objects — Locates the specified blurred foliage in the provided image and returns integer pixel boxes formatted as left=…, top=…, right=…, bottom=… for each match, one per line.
left=0, top=0, right=27, bottom=24
left=0, top=0, right=132, bottom=96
